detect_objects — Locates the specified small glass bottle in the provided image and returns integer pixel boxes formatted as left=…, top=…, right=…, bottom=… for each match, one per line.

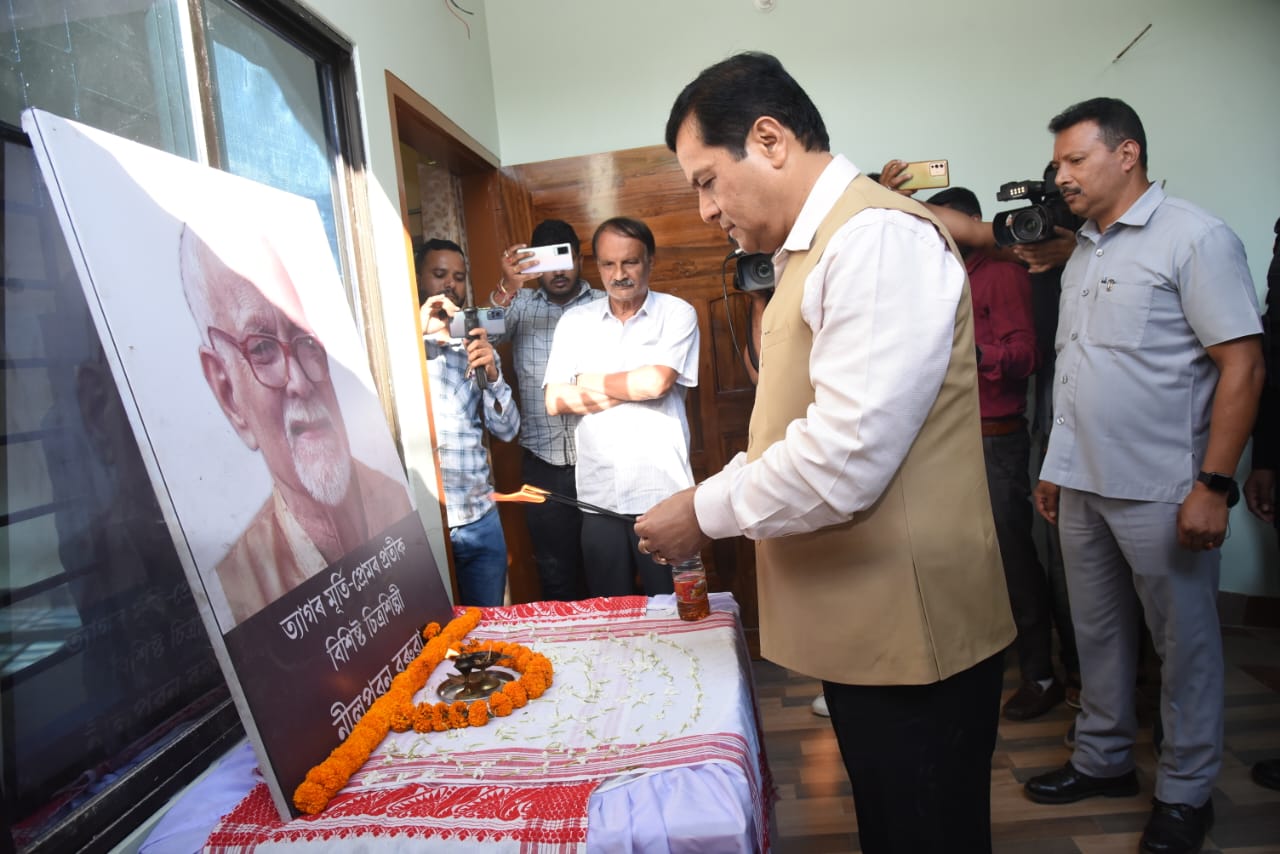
left=672, top=556, right=710, bottom=621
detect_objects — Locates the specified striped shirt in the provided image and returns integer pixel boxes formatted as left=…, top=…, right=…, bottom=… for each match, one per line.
left=425, top=339, right=520, bottom=527
left=497, top=281, right=605, bottom=465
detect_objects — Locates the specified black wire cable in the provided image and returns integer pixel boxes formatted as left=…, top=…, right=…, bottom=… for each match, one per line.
left=721, top=250, right=749, bottom=377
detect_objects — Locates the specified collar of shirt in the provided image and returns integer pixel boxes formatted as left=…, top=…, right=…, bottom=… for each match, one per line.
left=965, top=248, right=995, bottom=277
left=1079, top=181, right=1163, bottom=243
left=777, top=154, right=859, bottom=267
left=424, top=337, right=462, bottom=358
left=425, top=336, right=505, bottom=374
left=593, top=286, right=656, bottom=321
left=531, top=277, right=594, bottom=306
left=271, top=484, right=326, bottom=572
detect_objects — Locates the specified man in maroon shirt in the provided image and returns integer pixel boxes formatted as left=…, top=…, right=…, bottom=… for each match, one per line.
left=931, top=187, right=1064, bottom=720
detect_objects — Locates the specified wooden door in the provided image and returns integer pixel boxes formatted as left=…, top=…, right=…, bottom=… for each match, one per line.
left=386, top=73, right=541, bottom=606
left=512, top=146, right=762, bottom=653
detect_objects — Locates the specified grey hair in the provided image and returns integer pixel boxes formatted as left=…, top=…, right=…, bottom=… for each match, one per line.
left=178, top=222, right=219, bottom=345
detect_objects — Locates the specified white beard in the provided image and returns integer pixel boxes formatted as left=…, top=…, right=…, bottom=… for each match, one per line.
left=285, top=397, right=352, bottom=507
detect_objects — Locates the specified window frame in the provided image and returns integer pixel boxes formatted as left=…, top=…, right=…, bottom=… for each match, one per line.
left=2, top=1, right=386, bottom=850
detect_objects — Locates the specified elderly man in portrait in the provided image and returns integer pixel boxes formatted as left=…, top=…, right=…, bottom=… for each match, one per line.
left=180, top=223, right=412, bottom=626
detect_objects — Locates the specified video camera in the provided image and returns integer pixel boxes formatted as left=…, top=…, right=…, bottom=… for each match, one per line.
left=992, top=168, right=1074, bottom=247
left=734, top=252, right=775, bottom=292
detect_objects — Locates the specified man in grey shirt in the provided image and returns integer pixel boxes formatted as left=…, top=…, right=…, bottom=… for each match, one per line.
left=1023, top=98, right=1263, bottom=854
left=493, top=220, right=605, bottom=600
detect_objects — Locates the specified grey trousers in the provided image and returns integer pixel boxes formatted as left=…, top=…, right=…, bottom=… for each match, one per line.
left=1058, top=487, right=1223, bottom=806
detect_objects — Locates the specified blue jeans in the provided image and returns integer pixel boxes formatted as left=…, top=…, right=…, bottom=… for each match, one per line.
left=449, top=506, right=507, bottom=607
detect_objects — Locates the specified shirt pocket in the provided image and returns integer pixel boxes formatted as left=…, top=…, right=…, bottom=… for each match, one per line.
left=1085, top=279, right=1155, bottom=351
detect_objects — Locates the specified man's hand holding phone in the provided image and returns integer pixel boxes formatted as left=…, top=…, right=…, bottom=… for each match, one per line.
left=496, top=241, right=575, bottom=304
left=421, top=295, right=499, bottom=382
left=463, top=326, right=499, bottom=383
left=498, top=242, right=540, bottom=296
left=878, top=159, right=950, bottom=195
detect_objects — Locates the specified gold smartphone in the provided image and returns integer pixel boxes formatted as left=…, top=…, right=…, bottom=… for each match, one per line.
left=897, top=159, right=950, bottom=191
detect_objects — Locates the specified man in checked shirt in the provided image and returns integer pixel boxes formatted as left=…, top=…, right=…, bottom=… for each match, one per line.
left=493, top=220, right=605, bottom=600
left=418, top=238, right=520, bottom=607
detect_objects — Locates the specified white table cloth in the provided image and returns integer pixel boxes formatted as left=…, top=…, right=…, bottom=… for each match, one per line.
left=141, top=593, right=772, bottom=853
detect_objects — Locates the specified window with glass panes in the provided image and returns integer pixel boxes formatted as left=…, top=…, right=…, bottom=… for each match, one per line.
left=0, top=2, right=370, bottom=850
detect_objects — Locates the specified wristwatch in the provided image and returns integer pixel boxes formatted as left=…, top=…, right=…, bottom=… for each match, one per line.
left=1196, top=471, right=1240, bottom=508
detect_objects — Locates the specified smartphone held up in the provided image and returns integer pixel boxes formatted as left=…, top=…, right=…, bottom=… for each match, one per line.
left=448, top=306, right=506, bottom=339
left=896, top=159, right=950, bottom=191
left=521, top=242, right=575, bottom=275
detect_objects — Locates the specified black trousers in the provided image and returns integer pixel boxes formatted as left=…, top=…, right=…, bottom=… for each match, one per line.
left=521, top=451, right=587, bottom=601
left=580, top=512, right=674, bottom=597
left=1033, top=430, right=1080, bottom=680
left=822, top=651, right=1004, bottom=854
left=983, top=428, right=1055, bottom=682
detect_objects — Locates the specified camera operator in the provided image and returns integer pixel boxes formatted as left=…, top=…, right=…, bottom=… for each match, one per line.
left=880, top=158, right=1076, bottom=273
left=417, top=238, right=520, bottom=606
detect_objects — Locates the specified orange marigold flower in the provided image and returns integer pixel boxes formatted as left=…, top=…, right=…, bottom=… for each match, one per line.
left=296, top=605, right=551, bottom=816
left=503, top=681, right=528, bottom=708
left=489, top=692, right=513, bottom=716
left=332, top=742, right=363, bottom=766
left=307, top=763, right=345, bottom=790
left=293, top=781, right=330, bottom=815
left=431, top=703, right=449, bottom=732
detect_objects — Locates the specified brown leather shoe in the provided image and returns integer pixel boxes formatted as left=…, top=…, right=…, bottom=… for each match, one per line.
left=1025, top=762, right=1139, bottom=804
left=1139, top=798, right=1213, bottom=853
left=1003, top=679, right=1066, bottom=721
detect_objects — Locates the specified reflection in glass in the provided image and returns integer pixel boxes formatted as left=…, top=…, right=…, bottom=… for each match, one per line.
left=205, top=0, right=343, bottom=269
left=2, top=136, right=222, bottom=849
left=0, top=0, right=193, bottom=156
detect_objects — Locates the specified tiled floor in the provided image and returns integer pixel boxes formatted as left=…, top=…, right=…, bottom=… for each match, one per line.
left=754, top=626, right=1280, bottom=853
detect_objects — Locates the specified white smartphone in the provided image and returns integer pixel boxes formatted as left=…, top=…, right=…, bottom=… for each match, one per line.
left=522, top=242, right=574, bottom=274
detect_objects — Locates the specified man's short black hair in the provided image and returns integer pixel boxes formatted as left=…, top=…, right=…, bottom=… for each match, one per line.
left=664, top=51, right=830, bottom=159
left=530, top=219, right=580, bottom=254
left=1048, top=97, right=1148, bottom=170
left=592, top=217, right=655, bottom=259
left=928, top=186, right=982, bottom=219
left=415, top=237, right=464, bottom=273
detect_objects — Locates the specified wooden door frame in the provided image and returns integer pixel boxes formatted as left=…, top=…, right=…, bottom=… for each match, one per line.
left=384, top=72, right=538, bottom=604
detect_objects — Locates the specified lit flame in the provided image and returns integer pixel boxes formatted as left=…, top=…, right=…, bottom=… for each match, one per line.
left=445, top=648, right=460, bottom=659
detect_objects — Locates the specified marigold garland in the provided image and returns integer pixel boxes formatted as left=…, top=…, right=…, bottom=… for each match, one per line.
left=292, top=607, right=554, bottom=815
